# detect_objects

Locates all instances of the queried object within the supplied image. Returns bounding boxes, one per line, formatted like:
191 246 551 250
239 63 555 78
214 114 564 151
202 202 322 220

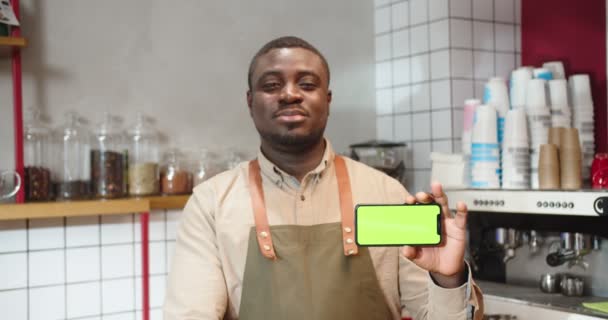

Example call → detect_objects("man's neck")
260 139 326 182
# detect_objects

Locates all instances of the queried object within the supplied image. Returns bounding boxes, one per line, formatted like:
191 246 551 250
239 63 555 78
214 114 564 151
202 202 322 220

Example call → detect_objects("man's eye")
262 83 281 91
299 83 317 90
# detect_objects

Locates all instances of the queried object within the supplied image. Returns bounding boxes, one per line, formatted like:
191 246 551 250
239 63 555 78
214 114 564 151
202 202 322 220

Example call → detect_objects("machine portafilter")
496 228 521 263
546 232 592 269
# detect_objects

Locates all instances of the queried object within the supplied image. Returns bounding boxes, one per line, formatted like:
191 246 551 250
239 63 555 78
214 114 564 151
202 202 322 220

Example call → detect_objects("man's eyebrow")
297 70 321 80
257 70 282 81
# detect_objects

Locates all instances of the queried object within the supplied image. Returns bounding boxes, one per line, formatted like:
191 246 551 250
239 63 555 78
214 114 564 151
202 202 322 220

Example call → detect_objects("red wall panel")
522 0 607 152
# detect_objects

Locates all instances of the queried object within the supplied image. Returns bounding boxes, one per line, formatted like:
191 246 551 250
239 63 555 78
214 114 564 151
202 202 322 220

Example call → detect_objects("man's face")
247 48 332 149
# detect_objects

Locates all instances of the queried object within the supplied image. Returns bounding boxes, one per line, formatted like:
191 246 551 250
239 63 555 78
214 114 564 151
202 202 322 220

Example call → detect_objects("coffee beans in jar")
54 180 90 201
24 166 52 201
91 150 125 198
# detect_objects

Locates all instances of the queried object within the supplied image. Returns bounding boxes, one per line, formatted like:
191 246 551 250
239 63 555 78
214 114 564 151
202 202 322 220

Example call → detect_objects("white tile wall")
0 289 27 320
0 253 27 290
376 34 392 61
376 61 393 88
101 244 134 279
66 247 101 283
29 250 65 286
30 286 65 320
375 6 391 34
0 220 26 252
67 216 100 247
103 278 135 313
67 282 101 318
374 0 521 192
29 218 64 250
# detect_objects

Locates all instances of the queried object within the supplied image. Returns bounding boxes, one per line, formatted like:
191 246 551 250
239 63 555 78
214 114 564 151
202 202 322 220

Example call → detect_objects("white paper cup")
503 109 529 147
526 79 548 108
462 99 481 155
569 74 594 108
472 105 498 144
543 61 566 80
484 77 510 117
534 68 553 80
510 68 534 109
548 79 569 109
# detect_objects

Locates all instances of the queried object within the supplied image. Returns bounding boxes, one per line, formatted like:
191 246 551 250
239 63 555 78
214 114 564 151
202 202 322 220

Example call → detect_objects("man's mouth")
274 108 308 123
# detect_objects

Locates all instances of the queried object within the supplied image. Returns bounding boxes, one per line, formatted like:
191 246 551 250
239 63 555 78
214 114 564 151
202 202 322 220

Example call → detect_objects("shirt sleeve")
164 184 228 320
399 258 484 319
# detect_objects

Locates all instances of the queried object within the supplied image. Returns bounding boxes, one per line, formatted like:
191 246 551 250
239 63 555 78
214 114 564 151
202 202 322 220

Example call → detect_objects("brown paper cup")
560 128 581 152
560 143 582 190
539 144 560 189
548 127 565 148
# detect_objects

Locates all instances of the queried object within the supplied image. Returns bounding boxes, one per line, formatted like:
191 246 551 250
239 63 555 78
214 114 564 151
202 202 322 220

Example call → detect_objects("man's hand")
401 182 468 288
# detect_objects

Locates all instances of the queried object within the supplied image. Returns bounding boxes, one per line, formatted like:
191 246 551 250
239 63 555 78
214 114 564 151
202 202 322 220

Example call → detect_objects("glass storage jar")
127 113 159 196
24 108 53 201
53 112 90 200
90 113 125 198
160 149 193 195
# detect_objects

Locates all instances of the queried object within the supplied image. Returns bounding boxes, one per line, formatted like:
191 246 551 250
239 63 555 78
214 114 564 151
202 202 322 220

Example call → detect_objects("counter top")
477 280 608 319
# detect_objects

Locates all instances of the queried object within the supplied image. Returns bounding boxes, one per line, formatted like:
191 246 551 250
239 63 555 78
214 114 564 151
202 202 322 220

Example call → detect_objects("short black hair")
247 36 330 90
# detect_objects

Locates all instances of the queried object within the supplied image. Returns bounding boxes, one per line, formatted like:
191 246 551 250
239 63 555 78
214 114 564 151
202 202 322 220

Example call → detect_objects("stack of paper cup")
510 67 534 109
470 105 500 189
502 109 530 189
548 79 572 127
543 61 566 80
569 74 595 184
526 79 552 189
539 144 560 189
483 77 510 145
462 99 481 155
534 68 553 81
560 128 582 189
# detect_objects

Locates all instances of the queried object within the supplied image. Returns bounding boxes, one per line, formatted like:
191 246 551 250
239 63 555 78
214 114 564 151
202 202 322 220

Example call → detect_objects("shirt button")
259 231 268 238
346 238 354 244
263 245 271 251
300 195 305 201
344 227 352 233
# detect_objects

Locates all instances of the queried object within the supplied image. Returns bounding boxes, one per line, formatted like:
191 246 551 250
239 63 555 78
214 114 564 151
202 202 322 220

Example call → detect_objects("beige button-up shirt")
164 140 481 320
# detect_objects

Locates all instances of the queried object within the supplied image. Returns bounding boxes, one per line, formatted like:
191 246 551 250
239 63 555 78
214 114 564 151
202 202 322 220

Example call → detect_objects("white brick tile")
473 0 493 20
376 61 393 88
394 85 412 113
429 0 449 20
0 290 27 320
377 116 394 140
101 215 133 245
67 216 99 247
411 54 430 83
412 112 432 140
432 139 454 153
67 282 100 318
475 80 486 100
376 34 391 61
450 19 472 48
474 51 495 80
101 244 134 279
102 278 135 314
410 0 428 25
29 218 64 250
392 1 410 29
431 80 451 109
29 250 65 286
430 20 449 51
375 6 391 34
30 286 65 320
413 141 432 169
410 24 429 55
495 23 515 52
473 21 494 50
453 108 464 138
0 220 26 252
0 252 27 290
392 29 410 57
432 109 453 139
394 114 412 141
376 88 394 115
135 242 166 276
375 0 391 7
431 50 450 79
66 247 100 283
495 52 516 81
452 80 475 107
393 58 411 85
515 0 522 24
450 0 472 18
451 49 473 78
515 25 521 52
412 83 431 111
494 0 515 23
136 275 166 309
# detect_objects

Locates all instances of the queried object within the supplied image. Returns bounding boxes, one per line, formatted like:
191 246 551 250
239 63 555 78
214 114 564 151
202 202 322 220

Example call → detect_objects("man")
164 36 482 320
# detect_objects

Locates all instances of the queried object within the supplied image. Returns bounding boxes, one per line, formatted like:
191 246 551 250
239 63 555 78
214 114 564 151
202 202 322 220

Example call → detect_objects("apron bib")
238 156 393 320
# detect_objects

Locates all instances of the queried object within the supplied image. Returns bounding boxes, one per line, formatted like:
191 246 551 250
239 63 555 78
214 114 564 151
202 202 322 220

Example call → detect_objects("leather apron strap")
248 156 358 259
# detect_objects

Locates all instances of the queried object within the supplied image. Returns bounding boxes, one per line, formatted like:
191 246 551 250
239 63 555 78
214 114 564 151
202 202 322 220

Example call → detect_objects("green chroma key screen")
355 204 442 246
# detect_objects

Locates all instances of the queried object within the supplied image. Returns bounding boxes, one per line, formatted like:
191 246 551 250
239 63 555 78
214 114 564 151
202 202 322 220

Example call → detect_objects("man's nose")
279 83 303 103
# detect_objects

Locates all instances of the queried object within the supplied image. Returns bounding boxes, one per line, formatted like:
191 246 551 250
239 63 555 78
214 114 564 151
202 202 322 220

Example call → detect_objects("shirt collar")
256 138 336 186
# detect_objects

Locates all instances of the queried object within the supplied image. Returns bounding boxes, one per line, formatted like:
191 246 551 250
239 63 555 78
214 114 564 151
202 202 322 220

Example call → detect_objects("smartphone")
355 203 442 246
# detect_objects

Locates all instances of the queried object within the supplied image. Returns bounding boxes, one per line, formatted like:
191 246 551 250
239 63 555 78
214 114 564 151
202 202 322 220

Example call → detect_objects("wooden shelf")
0 195 189 221
0 36 26 57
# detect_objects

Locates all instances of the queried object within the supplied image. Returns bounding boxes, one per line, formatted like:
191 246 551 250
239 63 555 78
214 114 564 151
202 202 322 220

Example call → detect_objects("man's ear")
327 90 332 115
247 90 253 116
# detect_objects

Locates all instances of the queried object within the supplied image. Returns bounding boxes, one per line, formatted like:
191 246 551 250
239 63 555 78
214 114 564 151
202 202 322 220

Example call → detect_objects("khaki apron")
239 156 394 320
